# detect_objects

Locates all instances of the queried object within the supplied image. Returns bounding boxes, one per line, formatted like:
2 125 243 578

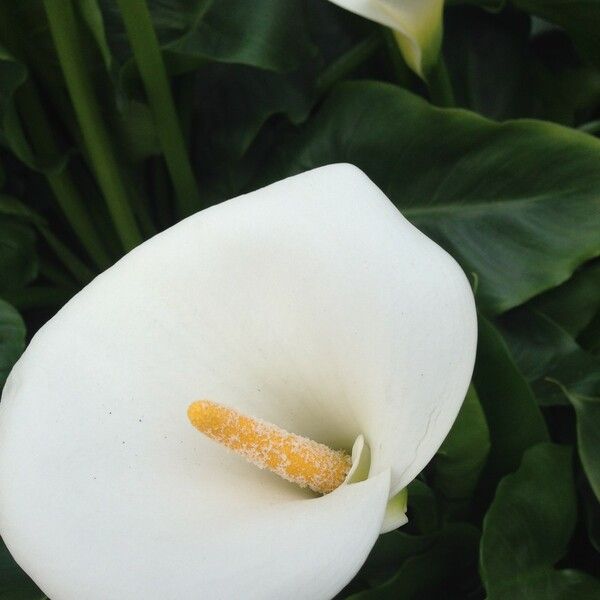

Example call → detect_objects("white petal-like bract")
327 0 444 77
0 164 476 599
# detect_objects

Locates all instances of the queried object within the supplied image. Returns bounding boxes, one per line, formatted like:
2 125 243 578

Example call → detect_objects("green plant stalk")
175 72 196 151
150 156 172 230
315 34 382 97
117 0 200 217
427 57 455 108
383 28 413 86
38 225 95 284
44 0 143 251
0 3 111 269
16 81 112 270
124 174 157 239
39 257 77 288
386 27 455 108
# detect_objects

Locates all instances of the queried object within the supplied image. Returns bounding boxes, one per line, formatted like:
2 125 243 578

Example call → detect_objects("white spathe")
327 0 444 78
0 164 476 600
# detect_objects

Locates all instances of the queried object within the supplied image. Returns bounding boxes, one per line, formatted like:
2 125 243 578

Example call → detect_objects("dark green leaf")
79 0 114 72
499 308 600 406
474 317 548 484
0 299 25 390
348 524 480 599
100 0 317 74
0 537 45 599
358 528 435 586
558 386 600 501
498 307 600 498
194 63 313 164
533 261 600 338
456 1 600 68
579 311 600 356
0 194 45 227
432 385 490 512
481 443 600 598
0 46 36 170
511 0 600 69
445 7 600 124
445 7 528 120
0 218 37 293
165 0 317 72
252 81 600 314
406 479 439 534
581 479 600 553
0 7 70 174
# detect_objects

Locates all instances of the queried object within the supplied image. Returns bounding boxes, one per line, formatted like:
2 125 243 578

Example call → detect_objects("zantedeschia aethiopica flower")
0 165 476 600
327 0 444 78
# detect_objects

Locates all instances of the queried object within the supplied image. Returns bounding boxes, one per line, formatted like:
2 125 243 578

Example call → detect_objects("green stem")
0 3 111 269
383 28 412 86
44 0 143 251
16 82 112 270
39 257 77 287
125 174 157 239
38 225 95 284
427 58 455 108
117 0 200 217
175 73 195 151
150 157 172 230
315 34 382 97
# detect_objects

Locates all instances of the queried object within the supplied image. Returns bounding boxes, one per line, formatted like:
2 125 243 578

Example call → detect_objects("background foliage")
0 0 599 598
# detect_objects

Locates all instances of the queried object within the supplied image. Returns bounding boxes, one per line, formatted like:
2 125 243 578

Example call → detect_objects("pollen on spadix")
187 400 352 494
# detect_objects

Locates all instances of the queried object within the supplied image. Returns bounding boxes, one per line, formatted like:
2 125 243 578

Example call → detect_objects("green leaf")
0 9 70 174
444 7 531 120
511 0 600 69
0 299 25 390
455 1 600 69
499 308 600 406
358 528 436 587
431 385 490 511
347 524 480 599
558 386 600 501
579 311 600 356
481 442 600 598
167 0 317 72
445 6 600 124
499 306 600 499
0 218 37 294
581 479 600 553
252 81 600 314
0 45 24 122
0 194 45 227
0 537 45 599
532 261 600 338
0 46 39 171
79 0 114 72
406 479 439 534
474 317 548 484
99 0 317 74
195 63 313 165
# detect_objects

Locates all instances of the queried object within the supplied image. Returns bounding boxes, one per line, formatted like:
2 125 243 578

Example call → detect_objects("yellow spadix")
187 400 352 494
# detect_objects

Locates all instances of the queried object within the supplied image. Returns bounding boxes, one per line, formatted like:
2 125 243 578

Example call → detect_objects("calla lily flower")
327 0 444 78
0 165 476 599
